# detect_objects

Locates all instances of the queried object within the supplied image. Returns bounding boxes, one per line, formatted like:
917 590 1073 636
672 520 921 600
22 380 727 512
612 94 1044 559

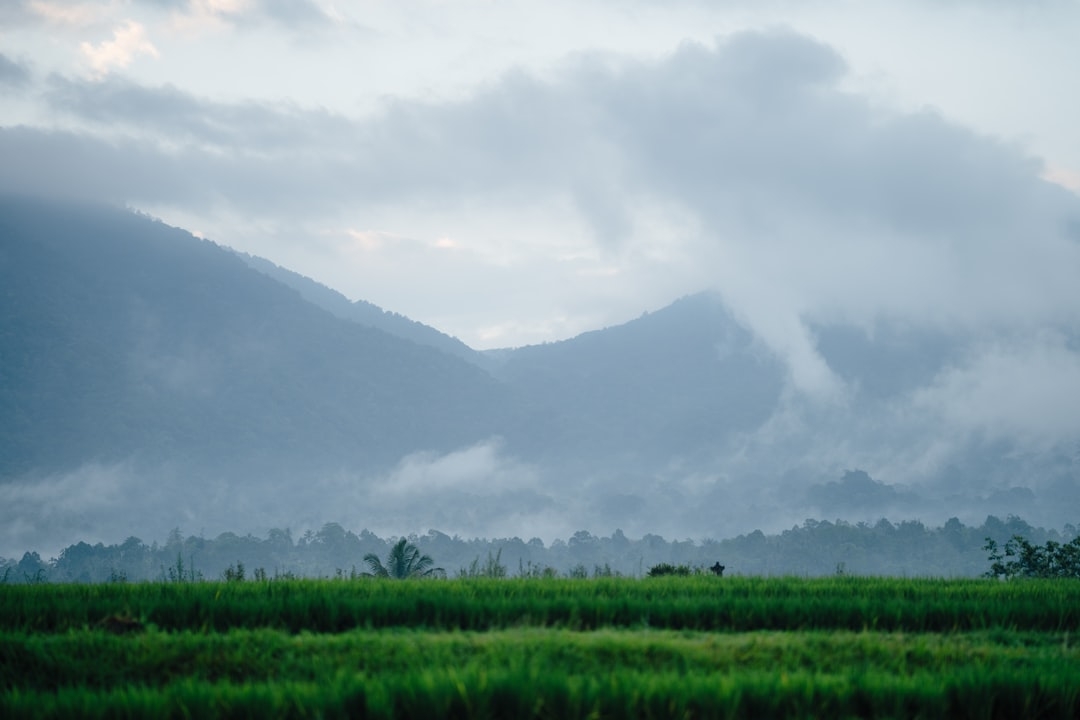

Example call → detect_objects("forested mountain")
490 293 784 470
2 195 780 485
238 252 492 370
237 254 785 473
0 195 506 480
1 194 1076 558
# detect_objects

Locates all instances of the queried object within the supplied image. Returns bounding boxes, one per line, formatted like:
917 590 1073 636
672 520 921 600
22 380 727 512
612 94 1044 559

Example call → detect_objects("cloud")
0 53 31 89
0 442 564 558
161 0 333 32
19 0 113 27
0 461 151 558
913 333 1080 448
165 0 252 33
80 19 159 78
9 29 1080 394
374 440 539 497
0 0 334 33
45 74 355 149
254 0 332 27
0 126 208 206
1043 166 1080 195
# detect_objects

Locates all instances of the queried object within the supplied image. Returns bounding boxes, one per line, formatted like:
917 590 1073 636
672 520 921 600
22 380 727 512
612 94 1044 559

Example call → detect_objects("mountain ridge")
237 251 495 370
2 194 1077 556
0 194 506 479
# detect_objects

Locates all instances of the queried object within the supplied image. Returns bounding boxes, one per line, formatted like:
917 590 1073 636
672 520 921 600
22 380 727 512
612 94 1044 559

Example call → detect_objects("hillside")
0 195 506 479
2 194 1076 557
492 294 785 469
238 252 493 370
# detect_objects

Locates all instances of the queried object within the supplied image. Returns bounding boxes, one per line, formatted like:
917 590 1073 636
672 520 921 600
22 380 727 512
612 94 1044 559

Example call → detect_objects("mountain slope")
238 252 493 370
493 293 786 468
0 195 506 479
5 194 1076 556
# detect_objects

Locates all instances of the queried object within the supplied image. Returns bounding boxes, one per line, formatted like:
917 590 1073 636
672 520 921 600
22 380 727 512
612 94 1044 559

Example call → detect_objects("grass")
3 576 1079 633
2 576 1079 718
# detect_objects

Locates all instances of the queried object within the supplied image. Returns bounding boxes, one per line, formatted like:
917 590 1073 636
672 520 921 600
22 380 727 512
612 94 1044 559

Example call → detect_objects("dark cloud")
0 2 37 26
571 33 1053 242
45 75 356 151
0 126 209 207
0 125 369 218
21 30 1080 244
0 53 31 90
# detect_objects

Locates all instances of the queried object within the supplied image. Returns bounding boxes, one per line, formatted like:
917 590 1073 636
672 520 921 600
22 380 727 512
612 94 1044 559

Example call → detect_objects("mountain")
491 294 785 470
0 195 797 551
2 194 1076 557
0 195 506 480
237 252 493 370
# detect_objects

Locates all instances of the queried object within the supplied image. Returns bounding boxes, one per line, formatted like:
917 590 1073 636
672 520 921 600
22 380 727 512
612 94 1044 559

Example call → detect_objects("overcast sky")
2 0 1079 367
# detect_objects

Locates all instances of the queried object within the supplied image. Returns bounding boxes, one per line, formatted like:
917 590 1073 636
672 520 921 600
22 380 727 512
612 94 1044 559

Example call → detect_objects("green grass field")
3 577 1079 718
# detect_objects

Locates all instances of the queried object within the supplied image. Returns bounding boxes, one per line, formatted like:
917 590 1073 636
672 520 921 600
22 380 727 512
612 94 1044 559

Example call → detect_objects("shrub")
646 563 692 577
984 535 1080 579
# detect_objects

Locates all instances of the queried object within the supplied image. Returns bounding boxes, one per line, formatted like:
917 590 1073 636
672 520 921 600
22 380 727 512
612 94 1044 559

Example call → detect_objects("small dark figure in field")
709 562 725 577
98 613 145 635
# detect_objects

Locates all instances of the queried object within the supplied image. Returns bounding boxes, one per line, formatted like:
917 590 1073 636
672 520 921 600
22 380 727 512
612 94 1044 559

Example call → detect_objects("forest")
4 513 1074 584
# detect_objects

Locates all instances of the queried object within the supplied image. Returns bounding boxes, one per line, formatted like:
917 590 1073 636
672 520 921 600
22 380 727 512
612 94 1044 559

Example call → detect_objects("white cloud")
913 334 1080 447
1043 166 1080 195
80 19 159 78
0 461 145 558
374 440 539 497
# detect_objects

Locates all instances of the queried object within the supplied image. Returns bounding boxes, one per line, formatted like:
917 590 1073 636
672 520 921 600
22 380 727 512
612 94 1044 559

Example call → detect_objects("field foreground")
2 577 1078 718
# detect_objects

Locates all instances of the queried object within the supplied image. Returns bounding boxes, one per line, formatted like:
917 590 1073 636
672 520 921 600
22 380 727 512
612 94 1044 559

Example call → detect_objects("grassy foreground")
2 576 1079 718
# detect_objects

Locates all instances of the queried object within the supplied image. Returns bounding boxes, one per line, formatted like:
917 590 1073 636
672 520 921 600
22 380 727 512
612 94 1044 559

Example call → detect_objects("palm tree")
363 538 444 579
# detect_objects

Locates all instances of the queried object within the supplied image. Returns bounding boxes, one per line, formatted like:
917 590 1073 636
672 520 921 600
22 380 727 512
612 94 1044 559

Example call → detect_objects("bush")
984 535 1080 579
646 563 692 577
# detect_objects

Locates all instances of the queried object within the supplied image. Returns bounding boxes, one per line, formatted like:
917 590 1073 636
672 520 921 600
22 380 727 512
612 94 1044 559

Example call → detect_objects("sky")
2 0 1080 372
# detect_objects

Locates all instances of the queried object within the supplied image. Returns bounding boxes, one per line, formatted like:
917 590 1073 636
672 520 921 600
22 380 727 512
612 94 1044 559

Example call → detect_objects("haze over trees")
1 194 1078 557
3 514 1071 584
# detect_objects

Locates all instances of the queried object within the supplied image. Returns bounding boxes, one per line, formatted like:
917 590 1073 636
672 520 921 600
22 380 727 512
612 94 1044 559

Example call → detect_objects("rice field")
2 576 1079 718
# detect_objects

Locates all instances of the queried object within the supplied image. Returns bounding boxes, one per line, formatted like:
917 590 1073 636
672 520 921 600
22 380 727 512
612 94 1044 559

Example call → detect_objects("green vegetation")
646 562 694 576
8 514 1073 583
458 548 510 578
984 534 1080 579
363 538 445 579
2 577 1079 718
4 576 1080 634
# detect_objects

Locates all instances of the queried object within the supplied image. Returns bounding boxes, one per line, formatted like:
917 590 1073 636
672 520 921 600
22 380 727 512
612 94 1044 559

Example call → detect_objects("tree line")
2 514 1075 584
